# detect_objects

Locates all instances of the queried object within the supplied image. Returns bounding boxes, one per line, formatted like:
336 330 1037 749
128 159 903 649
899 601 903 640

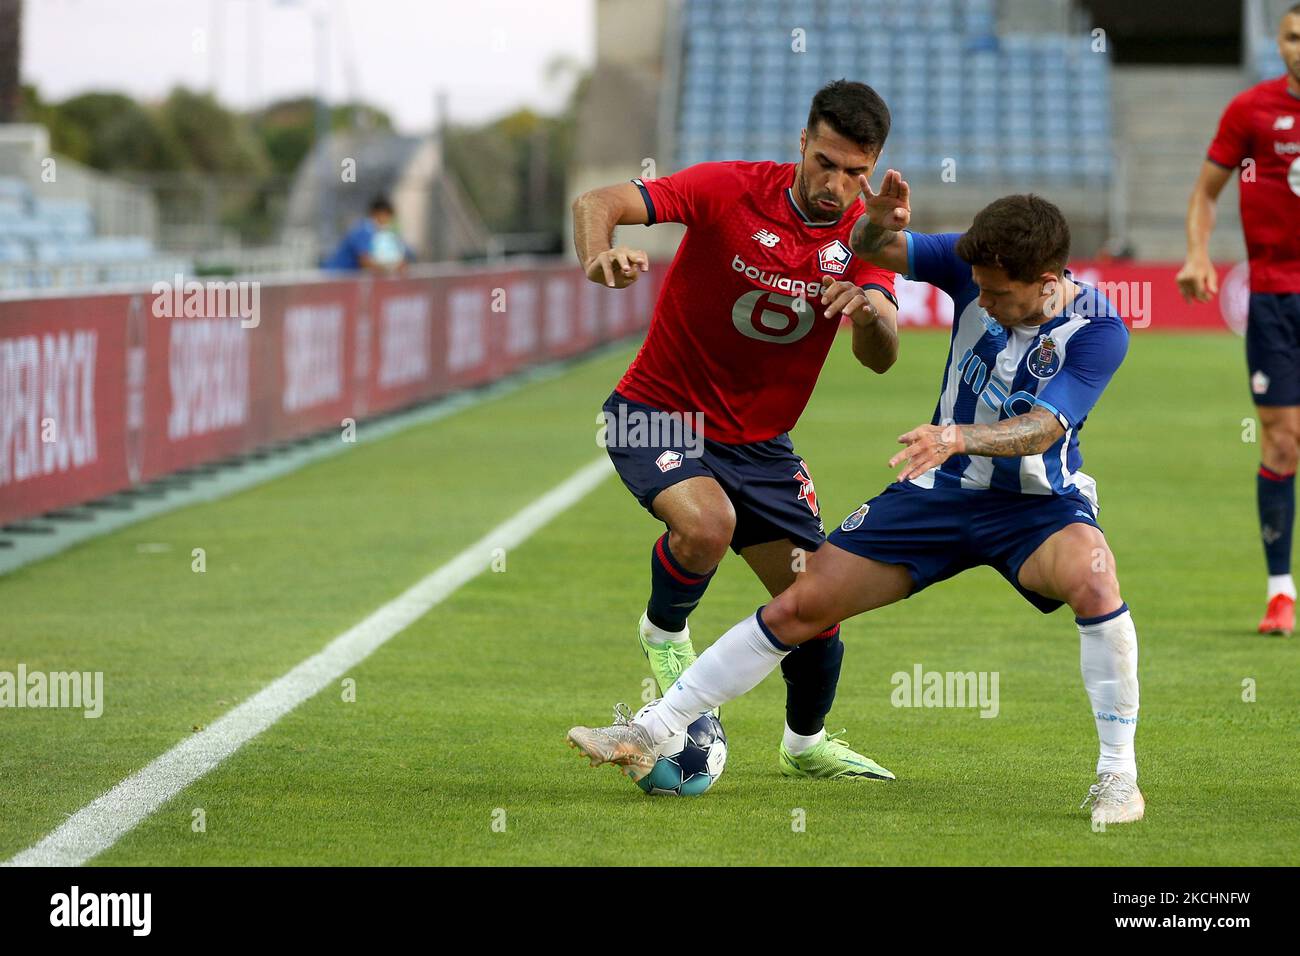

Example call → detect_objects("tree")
253 97 396 179
442 58 591 250
54 92 188 172
159 87 270 178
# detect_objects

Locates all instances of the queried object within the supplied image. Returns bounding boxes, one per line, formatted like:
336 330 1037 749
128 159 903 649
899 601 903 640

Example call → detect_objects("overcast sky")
22 0 596 131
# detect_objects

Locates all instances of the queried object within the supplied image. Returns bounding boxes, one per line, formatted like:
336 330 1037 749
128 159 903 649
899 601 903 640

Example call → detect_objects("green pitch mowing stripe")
6 332 1299 865
0 345 636 860
74 331 1300 866
0 341 637 578
4 457 612 866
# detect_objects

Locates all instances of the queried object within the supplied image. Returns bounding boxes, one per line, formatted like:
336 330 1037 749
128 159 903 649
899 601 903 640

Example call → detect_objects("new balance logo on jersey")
752 229 781 247
1275 115 1296 130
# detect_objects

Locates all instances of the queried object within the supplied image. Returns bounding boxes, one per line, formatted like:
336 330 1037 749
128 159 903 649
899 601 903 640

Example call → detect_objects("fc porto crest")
1025 334 1061 380
839 503 870 532
817 239 852 275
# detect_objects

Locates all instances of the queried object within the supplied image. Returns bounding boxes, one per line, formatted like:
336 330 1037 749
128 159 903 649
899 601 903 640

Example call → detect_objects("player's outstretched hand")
819 275 878 323
1175 255 1218 303
889 423 963 481
585 246 649 289
859 169 910 231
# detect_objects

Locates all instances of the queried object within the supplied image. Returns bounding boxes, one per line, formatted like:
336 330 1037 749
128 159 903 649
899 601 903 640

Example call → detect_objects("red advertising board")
892 260 1250 332
0 256 1252 527
0 262 663 527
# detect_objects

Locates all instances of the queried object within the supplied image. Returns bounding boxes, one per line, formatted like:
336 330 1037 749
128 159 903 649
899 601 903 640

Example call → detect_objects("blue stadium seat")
674 4 1112 182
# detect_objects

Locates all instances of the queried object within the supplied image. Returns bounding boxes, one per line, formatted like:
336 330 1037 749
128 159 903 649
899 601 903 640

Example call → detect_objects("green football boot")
779 730 896 780
637 611 697 696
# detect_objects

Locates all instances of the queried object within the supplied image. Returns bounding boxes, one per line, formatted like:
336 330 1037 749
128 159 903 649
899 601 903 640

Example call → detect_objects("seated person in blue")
322 196 414 274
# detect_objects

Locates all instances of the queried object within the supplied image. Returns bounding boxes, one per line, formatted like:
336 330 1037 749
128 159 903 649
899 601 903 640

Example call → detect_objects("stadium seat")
674 0 1113 184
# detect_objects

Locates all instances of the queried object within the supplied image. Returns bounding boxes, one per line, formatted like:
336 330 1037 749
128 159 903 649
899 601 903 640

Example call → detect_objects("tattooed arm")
848 170 911 273
849 217 908 273
887 407 1065 481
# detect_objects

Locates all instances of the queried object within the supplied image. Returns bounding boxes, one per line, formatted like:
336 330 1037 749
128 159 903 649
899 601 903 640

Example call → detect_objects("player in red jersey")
1178 3 1300 635
571 81 902 779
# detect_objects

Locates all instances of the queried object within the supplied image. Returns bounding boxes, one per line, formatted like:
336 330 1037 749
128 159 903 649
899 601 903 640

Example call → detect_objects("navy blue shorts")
1246 293 1300 406
827 480 1103 613
602 391 825 553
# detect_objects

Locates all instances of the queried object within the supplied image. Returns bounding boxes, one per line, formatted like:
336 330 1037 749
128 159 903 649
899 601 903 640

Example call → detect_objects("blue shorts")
602 391 825 553
1246 293 1300 406
827 481 1102 613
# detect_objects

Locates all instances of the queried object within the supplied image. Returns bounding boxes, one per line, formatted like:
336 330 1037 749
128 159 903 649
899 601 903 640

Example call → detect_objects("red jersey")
1206 76 1300 293
616 161 897 445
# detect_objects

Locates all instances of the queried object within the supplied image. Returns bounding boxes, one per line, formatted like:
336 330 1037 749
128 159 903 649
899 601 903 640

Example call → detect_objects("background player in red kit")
570 80 902 779
1178 3 1300 635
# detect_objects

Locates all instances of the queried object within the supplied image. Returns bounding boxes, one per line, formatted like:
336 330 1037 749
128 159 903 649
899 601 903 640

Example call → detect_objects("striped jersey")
903 231 1129 510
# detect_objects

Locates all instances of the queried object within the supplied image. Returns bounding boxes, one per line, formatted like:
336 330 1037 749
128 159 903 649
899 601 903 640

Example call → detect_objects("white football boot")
1081 771 1145 825
567 702 656 782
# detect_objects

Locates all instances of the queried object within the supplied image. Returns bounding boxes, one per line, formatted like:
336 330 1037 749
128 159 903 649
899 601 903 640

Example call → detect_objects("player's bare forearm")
849 293 898 373
1177 162 1233 302
1184 161 1232 256
958 407 1065 457
850 216 892 255
889 408 1064 481
819 281 897 372
849 221 907 274
850 170 911 273
572 183 652 287
571 190 621 268
1185 191 1217 257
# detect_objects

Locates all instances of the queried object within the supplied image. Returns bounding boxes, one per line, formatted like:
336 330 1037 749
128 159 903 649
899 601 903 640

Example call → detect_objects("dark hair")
369 196 394 216
955 194 1071 283
807 80 890 153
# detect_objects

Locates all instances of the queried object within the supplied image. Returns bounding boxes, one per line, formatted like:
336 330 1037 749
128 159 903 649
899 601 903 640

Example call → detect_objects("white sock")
639 611 690 646
638 611 790 744
783 724 825 756
1078 605 1139 781
1267 574 1296 600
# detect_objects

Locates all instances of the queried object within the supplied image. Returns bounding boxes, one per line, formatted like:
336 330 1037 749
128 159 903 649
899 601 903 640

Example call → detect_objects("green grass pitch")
1 330 1296 866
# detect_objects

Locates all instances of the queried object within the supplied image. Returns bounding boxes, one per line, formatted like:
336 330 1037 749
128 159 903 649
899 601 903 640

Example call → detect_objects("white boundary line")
3 456 613 867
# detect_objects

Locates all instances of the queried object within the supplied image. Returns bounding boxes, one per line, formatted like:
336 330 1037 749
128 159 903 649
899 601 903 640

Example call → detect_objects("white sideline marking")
3 457 613 867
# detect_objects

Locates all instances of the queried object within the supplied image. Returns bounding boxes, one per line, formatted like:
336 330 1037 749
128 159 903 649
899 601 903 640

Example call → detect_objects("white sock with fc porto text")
1077 604 1140 780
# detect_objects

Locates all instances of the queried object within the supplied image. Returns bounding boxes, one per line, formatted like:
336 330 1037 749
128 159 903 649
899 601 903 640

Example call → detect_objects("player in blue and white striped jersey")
900 226 1127 510
568 180 1145 826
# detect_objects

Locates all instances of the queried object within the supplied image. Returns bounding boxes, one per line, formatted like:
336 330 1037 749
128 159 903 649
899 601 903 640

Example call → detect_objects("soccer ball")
633 700 727 796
